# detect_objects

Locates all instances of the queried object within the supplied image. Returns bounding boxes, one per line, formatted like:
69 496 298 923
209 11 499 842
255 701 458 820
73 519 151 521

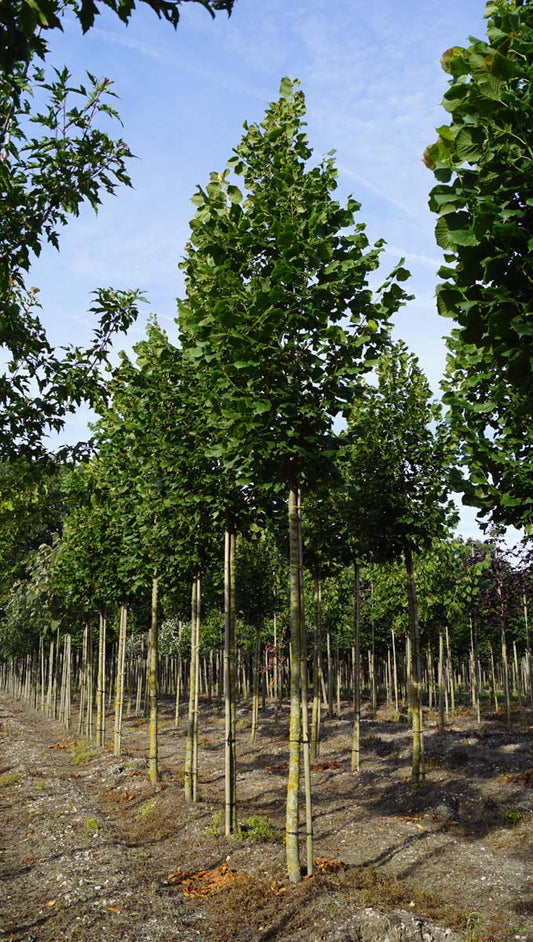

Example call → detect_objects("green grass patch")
236 815 282 843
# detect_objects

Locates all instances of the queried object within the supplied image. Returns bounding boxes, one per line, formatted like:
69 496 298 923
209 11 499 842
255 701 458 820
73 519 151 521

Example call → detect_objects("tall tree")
346 343 455 784
425 0 533 534
178 77 410 880
1 0 234 456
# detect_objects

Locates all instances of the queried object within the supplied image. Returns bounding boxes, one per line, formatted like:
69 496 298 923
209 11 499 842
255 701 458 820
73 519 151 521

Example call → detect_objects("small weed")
0 772 19 787
71 740 98 764
464 911 481 942
37 780 45 791
502 806 522 827
392 712 409 724
136 797 157 819
236 815 282 843
206 811 224 839
85 817 100 834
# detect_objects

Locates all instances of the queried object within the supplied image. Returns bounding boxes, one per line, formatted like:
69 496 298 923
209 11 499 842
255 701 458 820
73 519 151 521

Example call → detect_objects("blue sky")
28 0 498 539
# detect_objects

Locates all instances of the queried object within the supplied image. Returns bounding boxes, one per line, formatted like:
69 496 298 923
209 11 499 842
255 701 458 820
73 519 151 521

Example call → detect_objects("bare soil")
1 693 532 942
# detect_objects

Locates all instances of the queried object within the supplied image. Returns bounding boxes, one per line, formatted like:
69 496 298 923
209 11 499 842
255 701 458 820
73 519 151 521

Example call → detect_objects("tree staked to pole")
178 77 410 881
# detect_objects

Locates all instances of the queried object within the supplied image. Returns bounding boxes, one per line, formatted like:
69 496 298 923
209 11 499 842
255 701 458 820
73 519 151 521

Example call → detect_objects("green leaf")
227 184 243 204
455 126 485 163
435 213 479 250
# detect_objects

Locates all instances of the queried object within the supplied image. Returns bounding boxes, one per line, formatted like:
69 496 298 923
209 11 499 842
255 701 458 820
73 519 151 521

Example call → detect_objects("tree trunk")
311 574 322 761
438 628 445 732
445 624 455 714
351 561 361 772
114 604 128 756
391 629 399 713
286 484 304 883
224 521 237 835
326 626 334 719
404 545 424 785
148 576 159 783
185 572 201 802
523 590 533 708
250 623 262 743
96 605 107 747
297 498 313 878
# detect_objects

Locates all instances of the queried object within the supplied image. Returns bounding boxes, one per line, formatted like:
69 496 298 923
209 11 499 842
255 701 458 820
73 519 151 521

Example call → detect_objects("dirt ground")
1 692 533 942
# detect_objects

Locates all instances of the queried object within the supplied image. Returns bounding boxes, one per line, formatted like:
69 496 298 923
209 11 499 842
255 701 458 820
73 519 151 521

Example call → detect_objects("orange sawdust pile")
167 862 248 897
312 857 346 873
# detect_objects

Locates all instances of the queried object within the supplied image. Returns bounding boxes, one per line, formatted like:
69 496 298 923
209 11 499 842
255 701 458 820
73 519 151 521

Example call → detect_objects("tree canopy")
1 0 235 72
425 0 533 533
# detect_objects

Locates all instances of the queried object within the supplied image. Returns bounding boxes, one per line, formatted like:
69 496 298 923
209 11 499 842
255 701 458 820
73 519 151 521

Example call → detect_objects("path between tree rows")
1 693 533 941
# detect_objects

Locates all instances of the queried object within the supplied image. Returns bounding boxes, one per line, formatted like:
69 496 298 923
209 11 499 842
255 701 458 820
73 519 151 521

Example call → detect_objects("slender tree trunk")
391 629 399 713
326 627 334 719
489 642 499 711
438 628 445 732
311 574 322 761
523 591 533 709
175 624 184 728
185 573 201 802
224 521 237 834
404 545 424 785
286 484 304 883
78 625 88 736
501 625 511 727
96 605 107 747
39 636 45 715
512 641 522 706
148 576 159 783
114 604 128 756
370 586 377 715
251 624 262 743
471 612 481 726
445 624 455 714
297 498 313 878
351 561 361 772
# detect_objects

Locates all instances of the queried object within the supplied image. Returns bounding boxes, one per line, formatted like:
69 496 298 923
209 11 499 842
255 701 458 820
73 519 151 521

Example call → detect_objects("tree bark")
148 576 159 783
404 545 424 785
224 521 237 834
311 574 322 761
185 572 201 802
351 561 361 772
96 605 107 747
286 484 304 883
114 604 128 756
